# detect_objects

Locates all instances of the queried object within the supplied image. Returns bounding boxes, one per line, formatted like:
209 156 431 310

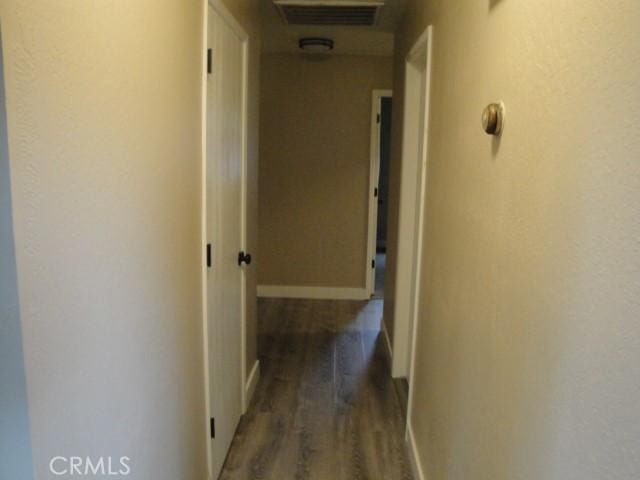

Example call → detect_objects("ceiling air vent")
274 0 384 26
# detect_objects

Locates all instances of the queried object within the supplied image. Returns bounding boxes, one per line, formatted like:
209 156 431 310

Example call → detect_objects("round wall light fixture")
482 102 505 136
299 37 334 53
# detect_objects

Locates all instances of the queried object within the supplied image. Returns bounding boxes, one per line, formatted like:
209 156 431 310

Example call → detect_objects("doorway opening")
367 90 393 300
399 27 433 444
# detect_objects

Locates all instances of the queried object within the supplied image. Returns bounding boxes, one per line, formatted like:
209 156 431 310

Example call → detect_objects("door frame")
201 0 249 475
366 89 393 296
402 26 433 441
390 26 431 379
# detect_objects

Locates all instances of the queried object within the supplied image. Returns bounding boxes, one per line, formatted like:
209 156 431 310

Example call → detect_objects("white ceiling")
261 0 407 57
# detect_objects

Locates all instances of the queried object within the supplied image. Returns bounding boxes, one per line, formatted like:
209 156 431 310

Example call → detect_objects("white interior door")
206 4 247 478
367 94 382 295
365 90 393 295
366 90 392 296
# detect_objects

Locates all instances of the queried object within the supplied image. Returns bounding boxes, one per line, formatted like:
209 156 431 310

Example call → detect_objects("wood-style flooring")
219 298 413 480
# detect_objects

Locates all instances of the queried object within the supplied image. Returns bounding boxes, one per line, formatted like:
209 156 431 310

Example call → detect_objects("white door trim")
403 26 433 458
392 26 433 379
366 89 392 296
199 2 210 473
202 0 250 476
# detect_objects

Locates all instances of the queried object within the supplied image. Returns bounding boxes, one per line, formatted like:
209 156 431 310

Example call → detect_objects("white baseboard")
382 317 393 362
257 285 370 300
406 423 426 480
243 360 260 413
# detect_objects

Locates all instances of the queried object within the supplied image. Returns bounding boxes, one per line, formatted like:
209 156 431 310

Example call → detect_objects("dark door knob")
238 251 252 266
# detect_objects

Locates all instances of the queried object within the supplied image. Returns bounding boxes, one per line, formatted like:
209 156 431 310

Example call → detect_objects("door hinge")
374 187 378 197
372 259 376 269
207 48 212 74
206 243 212 268
376 113 380 124
210 417 215 439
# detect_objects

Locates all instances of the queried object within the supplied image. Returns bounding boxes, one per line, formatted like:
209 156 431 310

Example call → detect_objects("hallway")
2 2 640 479
220 299 412 480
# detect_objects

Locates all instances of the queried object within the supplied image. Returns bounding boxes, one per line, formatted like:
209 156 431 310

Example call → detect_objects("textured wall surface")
1 2 207 478
220 0 261 376
258 53 392 288
0 33 34 480
392 1 640 479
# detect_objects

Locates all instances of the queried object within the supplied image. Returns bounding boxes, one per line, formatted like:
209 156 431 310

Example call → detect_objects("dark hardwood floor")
219 298 413 480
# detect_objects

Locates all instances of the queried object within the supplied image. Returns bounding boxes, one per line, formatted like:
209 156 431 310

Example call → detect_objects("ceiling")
261 0 407 57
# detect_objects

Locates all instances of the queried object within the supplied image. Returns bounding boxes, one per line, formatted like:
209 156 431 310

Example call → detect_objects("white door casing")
402 26 433 435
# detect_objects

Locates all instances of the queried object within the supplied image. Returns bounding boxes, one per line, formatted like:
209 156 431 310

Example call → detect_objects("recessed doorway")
367 90 393 300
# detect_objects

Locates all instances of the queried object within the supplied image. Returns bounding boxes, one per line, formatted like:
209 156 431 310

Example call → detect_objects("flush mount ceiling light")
299 37 334 53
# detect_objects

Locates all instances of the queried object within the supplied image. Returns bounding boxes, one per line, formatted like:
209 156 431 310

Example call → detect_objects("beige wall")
258 53 392 288
0 32 33 478
218 0 262 392
390 1 640 479
1 2 207 478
